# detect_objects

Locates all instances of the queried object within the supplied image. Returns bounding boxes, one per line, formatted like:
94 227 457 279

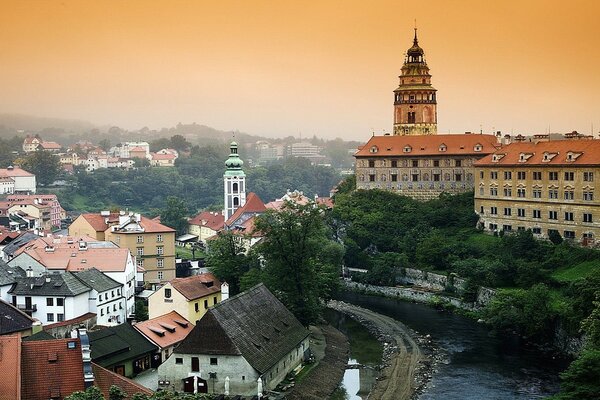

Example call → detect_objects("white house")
0 166 36 194
157 284 310 396
75 268 126 326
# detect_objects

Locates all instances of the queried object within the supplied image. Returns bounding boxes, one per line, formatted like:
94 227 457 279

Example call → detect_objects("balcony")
16 303 37 313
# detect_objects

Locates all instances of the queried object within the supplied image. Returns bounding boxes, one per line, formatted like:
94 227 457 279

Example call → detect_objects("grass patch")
552 260 600 283
175 245 205 260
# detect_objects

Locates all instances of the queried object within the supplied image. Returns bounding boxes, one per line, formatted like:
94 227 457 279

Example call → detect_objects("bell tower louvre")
393 28 438 136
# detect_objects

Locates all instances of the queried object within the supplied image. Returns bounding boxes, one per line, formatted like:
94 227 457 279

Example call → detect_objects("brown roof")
225 192 267 226
21 338 86 400
0 335 21 400
170 273 221 300
44 312 96 330
40 141 62 150
133 311 193 349
475 139 600 166
0 167 35 177
151 153 177 160
78 213 175 233
92 363 153 398
189 211 225 231
354 134 500 157
79 213 116 232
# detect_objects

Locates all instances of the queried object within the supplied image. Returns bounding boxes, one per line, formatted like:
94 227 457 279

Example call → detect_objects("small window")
165 288 172 298
47 298 54 307
455 159 462 167
204 299 208 309
412 160 418 167
191 357 200 372
214 297 218 305
137 235 144 244
368 160 375 168
391 160 398 168
210 357 218 365
57 314 64 322
47 313 54 322
175 358 183 365
195 302 199 312
157 234 163 242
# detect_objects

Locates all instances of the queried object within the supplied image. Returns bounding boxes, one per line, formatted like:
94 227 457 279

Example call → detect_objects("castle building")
354 134 500 200
223 142 247 221
474 139 600 245
393 29 437 136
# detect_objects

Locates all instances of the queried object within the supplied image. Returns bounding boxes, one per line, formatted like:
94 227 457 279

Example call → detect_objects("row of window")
46 313 64 322
179 356 219 370
136 258 165 268
366 159 465 168
45 297 65 307
482 187 594 201
99 302 123 316
483 170 594 182
362 172 471 183
484 206 593 222
487 224 579 239
98 289 121 302
136 234 164 244
136 246 164 256
193 296 219 312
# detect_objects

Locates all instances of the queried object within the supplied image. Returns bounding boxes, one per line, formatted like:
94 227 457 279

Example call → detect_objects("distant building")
223 142 247 221
287 141 323 158
393 29 437 136
188 211 224 243
354 134 500 200
475 139 600 245
0 166 36 194
69 211 176 286
157 283 310 395
22 135 62 153
148 273 223 323
6 194 65 228
150 148 179 167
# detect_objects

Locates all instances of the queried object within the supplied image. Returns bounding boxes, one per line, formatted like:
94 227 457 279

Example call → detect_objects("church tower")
223 141 246 221
393 29 437 135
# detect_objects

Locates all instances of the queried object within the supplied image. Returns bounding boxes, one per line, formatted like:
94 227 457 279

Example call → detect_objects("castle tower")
393 29 437 136
223 141 246 221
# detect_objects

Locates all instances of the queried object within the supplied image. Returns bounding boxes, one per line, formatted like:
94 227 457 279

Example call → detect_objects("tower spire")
413 20 418 45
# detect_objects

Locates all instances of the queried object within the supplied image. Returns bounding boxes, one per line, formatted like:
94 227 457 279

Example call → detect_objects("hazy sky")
1 0 599 140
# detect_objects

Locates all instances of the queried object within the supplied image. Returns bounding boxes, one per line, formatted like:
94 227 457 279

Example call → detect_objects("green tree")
255 202 344 325
552 349 600 400
159 196 189 236
65 386 105 400
135 299 148 321
206 231 258 295
98 139 111 152
169 134 191 152
108 385 127 400
21 150 61 186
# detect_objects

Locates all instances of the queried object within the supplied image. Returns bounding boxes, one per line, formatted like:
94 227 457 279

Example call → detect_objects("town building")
22 135 62 153
0 176 14 194
355 133 500 200
474 139 600 245
88 323 158 377
188 211 225 243
224 141 247 221
148 273 224 323
133 310 193 366
157 283 310 395
69 211 176 286
150 148 179 167
6 194 65 229
393 29 437 136
75 268 127 326
0 299 38 336
0 166 36 194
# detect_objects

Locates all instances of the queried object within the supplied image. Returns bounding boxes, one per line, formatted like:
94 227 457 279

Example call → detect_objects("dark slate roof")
74 268 121 292
2 232 38 257
175 283 309 374
0 260 25 286
23 330 56 341
0 299 34 335
88 323 158 367
8 273 90 297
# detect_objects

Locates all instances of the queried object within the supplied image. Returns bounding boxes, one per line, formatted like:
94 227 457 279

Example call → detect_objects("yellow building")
147 273 225 324
474 139 600 245
69 211 176 286
355 134 500 200
188 211 224 243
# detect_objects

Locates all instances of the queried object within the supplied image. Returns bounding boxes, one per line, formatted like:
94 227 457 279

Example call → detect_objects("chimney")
26 266 34 278
72 328 95 388
79 240 87 251
221 282 229 301
45 275 51 283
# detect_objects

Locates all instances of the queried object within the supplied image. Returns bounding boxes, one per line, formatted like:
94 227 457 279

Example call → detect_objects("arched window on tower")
408 112 416 124
233 197 239 207
233 182 238 193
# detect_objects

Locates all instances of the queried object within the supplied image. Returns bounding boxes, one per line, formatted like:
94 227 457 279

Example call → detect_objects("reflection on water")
335 291 565 400
325 309 381 400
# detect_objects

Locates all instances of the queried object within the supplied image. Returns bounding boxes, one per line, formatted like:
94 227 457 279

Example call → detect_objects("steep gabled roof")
133 311 192 350
0 299 34 334
0 260 26 286
21 337 86 400
74 268 121 292
189 211 225 231
169 273 221 301
225 192 267 227
2 232 39 258
175 284 309 374
9 273 91 297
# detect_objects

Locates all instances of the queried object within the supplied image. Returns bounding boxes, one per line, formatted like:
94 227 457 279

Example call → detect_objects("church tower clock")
223 141 246 221
393 29 438 135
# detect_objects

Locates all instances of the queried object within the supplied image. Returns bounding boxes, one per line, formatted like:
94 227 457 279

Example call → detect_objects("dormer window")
519 153 533 162
369 146 378 153
542 152 557 162
492 153 506 163
474 144 482 152
566 151 582 162
439 144 447 152
403 145 412 153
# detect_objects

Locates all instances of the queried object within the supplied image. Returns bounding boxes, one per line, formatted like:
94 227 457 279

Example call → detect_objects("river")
329 291 566 400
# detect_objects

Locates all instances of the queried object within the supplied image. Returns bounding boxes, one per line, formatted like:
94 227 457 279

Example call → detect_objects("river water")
330 291 566 400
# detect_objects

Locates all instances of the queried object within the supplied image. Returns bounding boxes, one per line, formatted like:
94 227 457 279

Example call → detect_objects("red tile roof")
354 134 500 157
0 167 35 177
189 211 225 231
133 311 192 349
475 139 600 166
21 338 86 400
78 213 175 233
0 335 21 400
225 192 266 226
170 273 221 300
92 363 153 398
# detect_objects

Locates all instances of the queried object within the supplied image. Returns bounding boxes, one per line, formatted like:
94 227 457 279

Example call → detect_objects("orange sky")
1 0 599 140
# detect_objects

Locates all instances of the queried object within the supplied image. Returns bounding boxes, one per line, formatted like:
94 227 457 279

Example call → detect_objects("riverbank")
328 300 442 400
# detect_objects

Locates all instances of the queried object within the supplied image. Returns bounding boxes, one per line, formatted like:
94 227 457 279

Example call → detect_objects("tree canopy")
20 150 62 186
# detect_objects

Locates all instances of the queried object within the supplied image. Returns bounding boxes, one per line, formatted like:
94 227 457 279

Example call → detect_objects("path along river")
329 291 567 400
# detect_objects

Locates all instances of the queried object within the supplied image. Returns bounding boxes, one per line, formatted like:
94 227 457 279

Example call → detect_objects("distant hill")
0 113 96 136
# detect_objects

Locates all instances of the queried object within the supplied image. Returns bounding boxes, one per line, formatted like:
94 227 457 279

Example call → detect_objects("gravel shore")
328 300 442 400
